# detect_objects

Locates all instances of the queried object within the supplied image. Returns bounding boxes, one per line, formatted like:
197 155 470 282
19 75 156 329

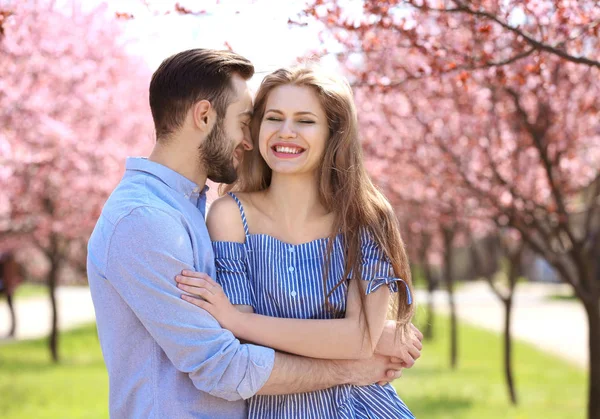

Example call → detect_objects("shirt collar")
125 157 210 210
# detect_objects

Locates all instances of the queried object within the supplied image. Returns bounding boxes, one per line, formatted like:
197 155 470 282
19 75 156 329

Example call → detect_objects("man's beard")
199 119 238 184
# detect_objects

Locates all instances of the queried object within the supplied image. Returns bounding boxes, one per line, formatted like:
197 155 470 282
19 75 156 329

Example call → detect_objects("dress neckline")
212 232 342 249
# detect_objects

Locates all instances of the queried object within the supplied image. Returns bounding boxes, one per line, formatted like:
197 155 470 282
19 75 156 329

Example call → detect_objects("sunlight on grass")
396 312 586 419
13 283 48 300
0 325 108 419
0 313 586 419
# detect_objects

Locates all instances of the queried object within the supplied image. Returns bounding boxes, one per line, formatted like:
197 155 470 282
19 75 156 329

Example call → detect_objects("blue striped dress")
213 192 415 419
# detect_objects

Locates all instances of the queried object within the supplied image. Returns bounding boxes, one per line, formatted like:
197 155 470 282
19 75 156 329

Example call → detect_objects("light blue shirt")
87 157 275 419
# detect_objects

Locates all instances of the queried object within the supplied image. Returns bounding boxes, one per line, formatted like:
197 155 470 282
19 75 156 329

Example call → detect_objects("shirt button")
288 266 295 273
291 291 297 297
288 247 294 253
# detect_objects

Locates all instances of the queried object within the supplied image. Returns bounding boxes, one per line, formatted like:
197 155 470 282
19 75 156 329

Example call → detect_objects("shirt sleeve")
212 241 254 307
104 206 274 401
353 229 412 303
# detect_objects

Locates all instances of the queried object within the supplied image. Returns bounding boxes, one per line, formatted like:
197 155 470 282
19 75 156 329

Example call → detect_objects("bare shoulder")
234 191 265 214
206 195 245 243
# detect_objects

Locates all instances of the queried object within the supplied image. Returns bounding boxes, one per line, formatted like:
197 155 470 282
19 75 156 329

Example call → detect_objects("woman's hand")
176 270 241 331
375 321 423 368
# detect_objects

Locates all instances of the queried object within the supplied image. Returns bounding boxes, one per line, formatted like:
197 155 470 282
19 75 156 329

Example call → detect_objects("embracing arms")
178 271 391 360
178 195 422 363
98 205 406 400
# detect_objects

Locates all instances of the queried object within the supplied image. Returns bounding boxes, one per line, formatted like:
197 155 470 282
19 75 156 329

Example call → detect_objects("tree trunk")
6 293 16 337
502 245 522 405
448 281 457 368
584 298 600 419
48 235 60 363
424 264 435 340
425 285 435 340
442 227 457 369
503 296 517 404
48 260 59 362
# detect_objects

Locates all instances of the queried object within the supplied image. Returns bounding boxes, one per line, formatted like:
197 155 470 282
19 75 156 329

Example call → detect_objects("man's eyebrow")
265 109 318 117
239 110 253 118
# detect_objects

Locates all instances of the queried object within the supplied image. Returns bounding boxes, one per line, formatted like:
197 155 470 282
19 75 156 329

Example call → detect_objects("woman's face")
258 84 329 176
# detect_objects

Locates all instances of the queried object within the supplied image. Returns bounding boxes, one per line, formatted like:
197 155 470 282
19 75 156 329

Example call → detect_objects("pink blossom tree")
303 0 600 416
0 1 152 360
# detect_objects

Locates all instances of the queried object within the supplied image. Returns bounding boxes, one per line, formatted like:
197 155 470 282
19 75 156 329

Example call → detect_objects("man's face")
199 74 253 184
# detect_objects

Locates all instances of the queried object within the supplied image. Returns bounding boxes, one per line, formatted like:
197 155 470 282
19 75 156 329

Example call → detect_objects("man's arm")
258 352 404 395
103 206 274 401
226 307 413 392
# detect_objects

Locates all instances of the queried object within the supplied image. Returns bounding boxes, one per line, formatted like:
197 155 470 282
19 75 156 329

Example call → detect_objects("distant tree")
304 1 600 416
0 1 152 361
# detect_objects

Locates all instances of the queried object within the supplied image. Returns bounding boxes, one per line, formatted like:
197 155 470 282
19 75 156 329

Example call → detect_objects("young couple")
87 48 421 418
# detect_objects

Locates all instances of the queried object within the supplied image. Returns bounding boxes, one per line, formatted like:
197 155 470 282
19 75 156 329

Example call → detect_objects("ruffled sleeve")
212 241 254 307
352 229 412 304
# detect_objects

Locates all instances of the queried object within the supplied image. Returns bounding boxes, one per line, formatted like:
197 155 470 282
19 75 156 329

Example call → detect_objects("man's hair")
149 48 254 141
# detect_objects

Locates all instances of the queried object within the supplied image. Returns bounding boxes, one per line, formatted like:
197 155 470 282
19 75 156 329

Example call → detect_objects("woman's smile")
270 143 306 159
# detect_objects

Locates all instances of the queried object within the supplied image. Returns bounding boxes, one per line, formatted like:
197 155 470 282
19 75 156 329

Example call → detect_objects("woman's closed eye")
265 117 315 124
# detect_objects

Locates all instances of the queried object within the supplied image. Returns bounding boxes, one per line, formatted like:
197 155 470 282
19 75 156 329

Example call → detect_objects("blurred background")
1 1 599 418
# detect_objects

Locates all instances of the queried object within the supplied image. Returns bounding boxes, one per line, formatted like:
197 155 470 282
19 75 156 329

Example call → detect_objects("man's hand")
375 321 423 368
337 354 405 387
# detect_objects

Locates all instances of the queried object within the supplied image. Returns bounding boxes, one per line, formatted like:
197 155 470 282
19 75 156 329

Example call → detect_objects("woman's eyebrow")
265 109 318 117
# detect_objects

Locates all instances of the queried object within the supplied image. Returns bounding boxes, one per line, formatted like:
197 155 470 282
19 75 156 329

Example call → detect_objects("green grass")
0 314 587 419
0 324 108 419
547 293 578 302
13 283 48 299
396 312 586 419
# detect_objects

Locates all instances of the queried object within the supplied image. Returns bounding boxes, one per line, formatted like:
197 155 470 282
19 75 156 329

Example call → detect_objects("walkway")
415 281 587 368
0 283 588 369
0 286 96 342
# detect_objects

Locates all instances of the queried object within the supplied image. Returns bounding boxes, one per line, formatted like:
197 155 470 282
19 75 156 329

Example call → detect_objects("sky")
102 0 336 90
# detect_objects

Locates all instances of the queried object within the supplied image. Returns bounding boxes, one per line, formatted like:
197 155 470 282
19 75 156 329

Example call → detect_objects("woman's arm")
206 195 254 314
192 196 391 359
177 271 391 360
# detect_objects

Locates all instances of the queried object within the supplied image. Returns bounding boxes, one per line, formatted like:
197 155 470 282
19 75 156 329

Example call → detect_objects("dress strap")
227 192 250 237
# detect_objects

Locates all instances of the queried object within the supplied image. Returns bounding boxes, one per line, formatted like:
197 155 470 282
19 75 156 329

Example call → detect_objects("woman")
177 67 415 418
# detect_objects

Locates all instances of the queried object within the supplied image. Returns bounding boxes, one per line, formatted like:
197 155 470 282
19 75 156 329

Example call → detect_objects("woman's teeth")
274 146 303 154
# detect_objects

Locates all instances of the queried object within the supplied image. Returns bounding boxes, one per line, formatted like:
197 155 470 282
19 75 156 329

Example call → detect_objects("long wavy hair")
227 67 414 335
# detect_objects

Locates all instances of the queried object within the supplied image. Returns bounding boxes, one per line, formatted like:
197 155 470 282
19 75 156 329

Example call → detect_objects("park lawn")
0 314 586 419
0 325 108 419
397 312 586 419
14 282 48 299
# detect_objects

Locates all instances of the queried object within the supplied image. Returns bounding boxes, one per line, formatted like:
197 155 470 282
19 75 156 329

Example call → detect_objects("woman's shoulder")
228 191 262 205
206 194 246 243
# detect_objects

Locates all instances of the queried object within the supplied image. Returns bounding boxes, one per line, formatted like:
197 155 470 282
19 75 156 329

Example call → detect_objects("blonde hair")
228 66 414 332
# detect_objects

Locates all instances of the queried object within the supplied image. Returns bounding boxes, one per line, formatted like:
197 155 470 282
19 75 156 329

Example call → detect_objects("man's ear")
192 100 215 133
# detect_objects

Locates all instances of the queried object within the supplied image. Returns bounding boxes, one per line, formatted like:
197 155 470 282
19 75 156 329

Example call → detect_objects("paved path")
0 286 96 342
0 283 588 369
415 281 587 368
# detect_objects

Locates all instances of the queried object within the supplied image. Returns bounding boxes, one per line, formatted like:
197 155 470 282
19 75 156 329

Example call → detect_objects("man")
87 49 422 418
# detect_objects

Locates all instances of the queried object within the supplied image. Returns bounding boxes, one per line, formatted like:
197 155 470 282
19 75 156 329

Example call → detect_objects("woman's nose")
279 120 297 139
